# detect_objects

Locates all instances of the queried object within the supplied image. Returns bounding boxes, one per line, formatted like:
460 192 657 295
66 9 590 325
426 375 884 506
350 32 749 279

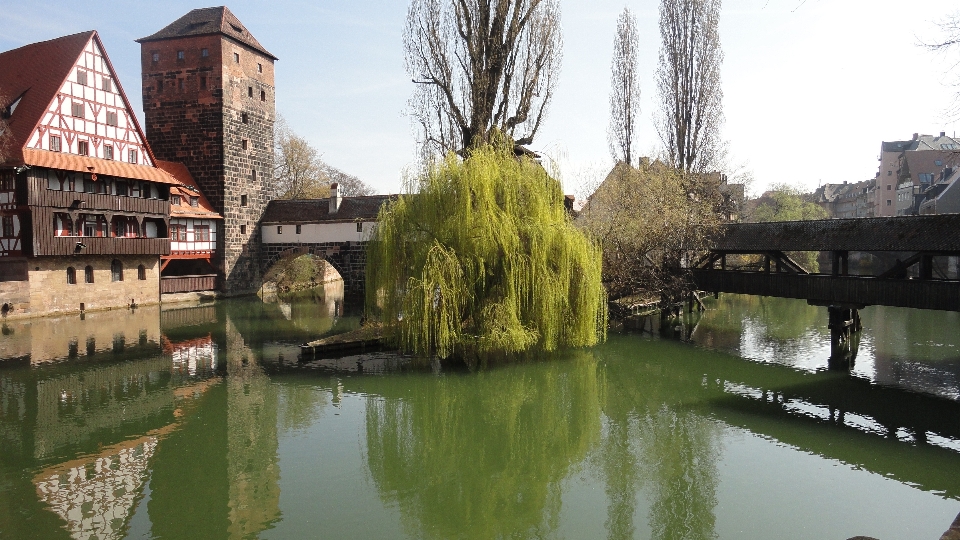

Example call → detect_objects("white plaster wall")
261 221 375 244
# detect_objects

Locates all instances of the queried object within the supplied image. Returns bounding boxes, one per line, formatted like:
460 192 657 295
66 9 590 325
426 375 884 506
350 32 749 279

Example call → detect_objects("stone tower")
137 7 276 293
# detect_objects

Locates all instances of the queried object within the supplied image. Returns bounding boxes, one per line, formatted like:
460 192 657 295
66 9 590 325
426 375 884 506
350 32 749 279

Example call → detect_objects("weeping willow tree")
366 143 607 360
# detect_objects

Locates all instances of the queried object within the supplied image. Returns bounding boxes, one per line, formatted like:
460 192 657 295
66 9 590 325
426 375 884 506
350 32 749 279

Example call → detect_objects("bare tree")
320 163 375 196
403 0 563 155
608 7 641 166
273 116 329 200
925 11 960 116
655 0 724 174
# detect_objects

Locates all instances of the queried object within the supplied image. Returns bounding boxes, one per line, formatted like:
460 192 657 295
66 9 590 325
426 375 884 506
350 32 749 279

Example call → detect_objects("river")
0 289 958 539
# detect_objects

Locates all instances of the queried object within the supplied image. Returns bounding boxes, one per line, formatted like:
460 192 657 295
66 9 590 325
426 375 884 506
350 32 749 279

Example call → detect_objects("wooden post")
920 254 933 280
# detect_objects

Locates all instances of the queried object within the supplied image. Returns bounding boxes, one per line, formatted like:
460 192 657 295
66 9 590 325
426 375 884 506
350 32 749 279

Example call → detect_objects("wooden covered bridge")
690 215 960 362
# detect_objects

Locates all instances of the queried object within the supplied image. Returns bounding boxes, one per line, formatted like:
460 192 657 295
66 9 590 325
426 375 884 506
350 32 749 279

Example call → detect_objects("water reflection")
362 353 601 539
1 288 960 538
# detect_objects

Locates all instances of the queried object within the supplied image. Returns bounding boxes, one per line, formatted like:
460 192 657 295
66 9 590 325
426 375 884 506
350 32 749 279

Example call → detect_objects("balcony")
160 274 218 294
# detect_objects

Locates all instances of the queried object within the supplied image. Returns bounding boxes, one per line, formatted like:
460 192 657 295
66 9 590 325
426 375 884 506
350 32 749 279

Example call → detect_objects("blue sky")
3 0 959 196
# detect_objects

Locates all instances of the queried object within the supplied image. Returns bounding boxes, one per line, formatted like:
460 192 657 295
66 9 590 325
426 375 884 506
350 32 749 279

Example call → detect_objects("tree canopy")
608 7 641 167
366 142 606 361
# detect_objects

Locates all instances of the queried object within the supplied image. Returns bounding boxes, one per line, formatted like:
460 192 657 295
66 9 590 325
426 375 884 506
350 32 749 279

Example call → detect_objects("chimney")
941 131 946 138
913 133 919 141
329 183 341 214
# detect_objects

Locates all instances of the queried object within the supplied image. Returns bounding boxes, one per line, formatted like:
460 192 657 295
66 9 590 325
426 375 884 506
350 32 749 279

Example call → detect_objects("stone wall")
24 255 160 316
261 241 368 292
141 33 275 294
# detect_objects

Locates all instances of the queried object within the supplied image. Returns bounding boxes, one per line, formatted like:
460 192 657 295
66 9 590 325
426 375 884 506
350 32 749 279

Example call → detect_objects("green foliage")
750 183 828 272
365 143 607 360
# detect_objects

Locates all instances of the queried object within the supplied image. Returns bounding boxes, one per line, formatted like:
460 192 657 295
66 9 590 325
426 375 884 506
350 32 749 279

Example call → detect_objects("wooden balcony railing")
160 274 218 294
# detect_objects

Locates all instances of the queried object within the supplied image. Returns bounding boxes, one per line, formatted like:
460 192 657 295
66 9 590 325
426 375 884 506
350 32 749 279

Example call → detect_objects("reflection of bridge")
691 216 960 361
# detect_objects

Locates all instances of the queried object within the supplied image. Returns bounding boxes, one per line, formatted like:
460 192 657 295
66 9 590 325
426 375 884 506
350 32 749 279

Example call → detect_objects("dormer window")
171 195 181 206
76 69 88 86
190 196 199 207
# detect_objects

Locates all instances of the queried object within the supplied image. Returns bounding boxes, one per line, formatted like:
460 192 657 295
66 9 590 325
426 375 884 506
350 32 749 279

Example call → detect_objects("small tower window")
178 79 184 91
201 48 209 57
200 76 207 89
177 50 185 60
277 225 282 234
76 69 87 86
151 52 159 63
241 139 248 150
234 52 240 63
157 80 163 93
252 169 257 182
138 264 146 281
357 222 363 233
260 90 266 101
257 63 262 73
240 194 248 207
240 224 246 235
247 87 253 98
67 267 77 285
241 112 248 124
296 224 302 234
85 265 94 284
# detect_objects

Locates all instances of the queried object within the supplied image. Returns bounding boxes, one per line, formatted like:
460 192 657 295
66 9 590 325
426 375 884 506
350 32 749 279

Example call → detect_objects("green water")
1 292 959 539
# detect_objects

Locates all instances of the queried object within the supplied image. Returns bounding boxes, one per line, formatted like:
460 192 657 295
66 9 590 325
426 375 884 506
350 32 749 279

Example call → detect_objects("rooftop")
137 6 277 60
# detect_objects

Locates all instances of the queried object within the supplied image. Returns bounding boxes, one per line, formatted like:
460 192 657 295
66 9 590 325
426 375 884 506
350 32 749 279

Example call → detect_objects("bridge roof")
712 215 960 253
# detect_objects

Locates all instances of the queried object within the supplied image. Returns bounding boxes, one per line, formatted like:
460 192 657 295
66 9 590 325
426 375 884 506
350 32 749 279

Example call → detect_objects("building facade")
0 31 179 318
137 7 276 293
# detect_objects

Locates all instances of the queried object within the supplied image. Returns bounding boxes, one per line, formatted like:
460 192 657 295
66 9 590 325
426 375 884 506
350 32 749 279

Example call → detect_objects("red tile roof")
0 31 159 170
24 148 179 184
156 160 221 219
137 6 277 60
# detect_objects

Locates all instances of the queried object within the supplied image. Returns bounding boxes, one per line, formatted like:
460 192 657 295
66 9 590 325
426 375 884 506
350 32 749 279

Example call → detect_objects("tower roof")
136 6 277 60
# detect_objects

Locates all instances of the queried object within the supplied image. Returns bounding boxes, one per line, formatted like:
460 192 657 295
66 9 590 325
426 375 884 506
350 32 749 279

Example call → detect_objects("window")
116 181 128 196
241 112 248 124
67 267 76 285
257 63 262 73
886 184 891 190
178 79 184 91
240 224 246 235
157 80 163 93
71 102 84 118
248 86 253 98
252 169 257 182
177 50 185 60
77 141 89 156
357 221 363 233
76 69 87 86
260 90 265 101
138 264 146 280
296 224 301 234
170 224 187 241
936 160 943 167
241 139 248 150
152 52 159 63
277 225 283 234
104 145 114 160
887 171 892 176
886 200 892 206
0 172 13 191
106 111 118 126
195 225 210 242
200 76 207 90
111 259 123 282
2 216 14 237
102 77 112 92
234 52 240 63
128 149 138 164
240 194 248 207
85 265 94 283
919 173 935 184
50 135 61 152
201 48 209 57
171 194 181 206
190 196 199 207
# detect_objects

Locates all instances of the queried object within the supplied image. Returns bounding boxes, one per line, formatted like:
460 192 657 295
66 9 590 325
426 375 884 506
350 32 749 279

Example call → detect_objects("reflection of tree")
364 354 600 539
278 380 328 434
595 338 721 540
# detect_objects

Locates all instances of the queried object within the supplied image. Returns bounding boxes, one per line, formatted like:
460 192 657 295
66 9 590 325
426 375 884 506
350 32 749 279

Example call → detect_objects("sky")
2 0 959 197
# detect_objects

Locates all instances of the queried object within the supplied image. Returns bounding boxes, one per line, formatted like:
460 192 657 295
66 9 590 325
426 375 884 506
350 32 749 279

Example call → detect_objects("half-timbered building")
0 31 180 317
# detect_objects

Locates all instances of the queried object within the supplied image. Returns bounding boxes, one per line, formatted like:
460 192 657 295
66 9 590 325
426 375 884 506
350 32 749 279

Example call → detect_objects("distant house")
876 133 960 217
813 179 874 219
918 169 960 215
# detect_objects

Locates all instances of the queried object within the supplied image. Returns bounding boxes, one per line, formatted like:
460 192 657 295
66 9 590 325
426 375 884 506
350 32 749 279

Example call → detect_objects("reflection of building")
34 434 161 540
164 334 218 376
